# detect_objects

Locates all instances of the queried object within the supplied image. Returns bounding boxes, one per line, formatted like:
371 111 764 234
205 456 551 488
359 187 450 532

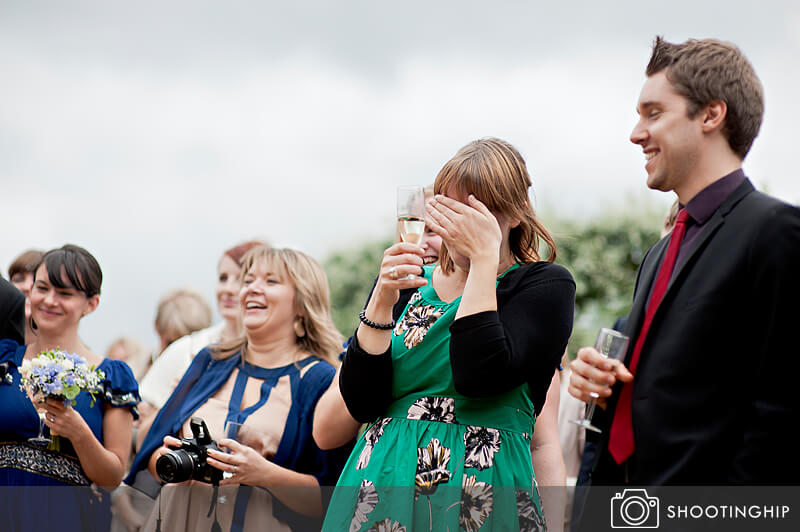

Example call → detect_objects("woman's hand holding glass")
372 242 428 306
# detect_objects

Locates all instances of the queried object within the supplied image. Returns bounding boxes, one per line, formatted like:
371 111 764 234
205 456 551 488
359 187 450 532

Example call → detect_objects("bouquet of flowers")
19 348 105 406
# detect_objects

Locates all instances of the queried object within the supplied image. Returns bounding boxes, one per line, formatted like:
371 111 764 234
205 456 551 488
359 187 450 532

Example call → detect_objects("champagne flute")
29 404 52 446
397 185 426 280
570 328 630 433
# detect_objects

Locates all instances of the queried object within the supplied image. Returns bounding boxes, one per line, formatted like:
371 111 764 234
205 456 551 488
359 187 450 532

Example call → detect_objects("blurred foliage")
323 210 664 358
324 237 393 338
551 211 662 357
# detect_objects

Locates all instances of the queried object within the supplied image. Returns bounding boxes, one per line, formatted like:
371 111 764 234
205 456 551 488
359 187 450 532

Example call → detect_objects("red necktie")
608 208 690 465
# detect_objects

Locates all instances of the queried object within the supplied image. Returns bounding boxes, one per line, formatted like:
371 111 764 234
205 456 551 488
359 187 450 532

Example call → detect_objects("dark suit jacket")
590 179 800 485
0 277 25 344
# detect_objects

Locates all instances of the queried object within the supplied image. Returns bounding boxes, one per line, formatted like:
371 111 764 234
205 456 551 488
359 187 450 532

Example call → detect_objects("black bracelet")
359 310 395 330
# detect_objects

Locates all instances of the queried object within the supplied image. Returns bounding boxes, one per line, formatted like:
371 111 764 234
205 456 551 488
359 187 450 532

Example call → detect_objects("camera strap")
208 483 222 532
156 483 163 532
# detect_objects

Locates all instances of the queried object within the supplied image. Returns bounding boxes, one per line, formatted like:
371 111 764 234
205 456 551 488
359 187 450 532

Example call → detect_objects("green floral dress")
323 265 547 532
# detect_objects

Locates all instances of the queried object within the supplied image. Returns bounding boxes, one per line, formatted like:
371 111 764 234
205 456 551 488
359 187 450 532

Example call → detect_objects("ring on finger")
234 465 238 475
49 415 55 422
388 266 398 280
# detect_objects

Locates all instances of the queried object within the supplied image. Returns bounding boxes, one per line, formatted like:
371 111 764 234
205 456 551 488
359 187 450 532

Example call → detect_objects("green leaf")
63 384 81 400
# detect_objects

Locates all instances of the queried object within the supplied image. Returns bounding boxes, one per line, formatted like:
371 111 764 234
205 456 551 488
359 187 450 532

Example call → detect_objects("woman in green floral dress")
323 138 575 532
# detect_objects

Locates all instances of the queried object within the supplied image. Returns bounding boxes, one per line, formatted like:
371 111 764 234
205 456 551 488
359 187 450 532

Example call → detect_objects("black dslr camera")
156 417 224 485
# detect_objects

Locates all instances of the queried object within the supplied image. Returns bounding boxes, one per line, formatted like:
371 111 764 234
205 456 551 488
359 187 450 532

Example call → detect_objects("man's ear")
701 99 727 133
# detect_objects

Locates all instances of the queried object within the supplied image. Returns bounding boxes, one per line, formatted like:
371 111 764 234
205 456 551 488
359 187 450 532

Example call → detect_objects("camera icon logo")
610 489 660 528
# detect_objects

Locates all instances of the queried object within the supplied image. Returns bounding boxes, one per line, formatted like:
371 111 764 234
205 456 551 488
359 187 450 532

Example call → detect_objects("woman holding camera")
127 246 351 532
0 244 140 531
323 138 575 532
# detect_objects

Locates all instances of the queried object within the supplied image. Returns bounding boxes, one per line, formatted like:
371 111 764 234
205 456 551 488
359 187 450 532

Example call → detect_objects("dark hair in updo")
29 244 102 333
34 244 103 298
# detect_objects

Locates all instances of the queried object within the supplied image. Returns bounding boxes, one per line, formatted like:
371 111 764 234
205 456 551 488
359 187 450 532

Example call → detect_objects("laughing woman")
323 138 575 532
0 244 140 532
127 247 352 532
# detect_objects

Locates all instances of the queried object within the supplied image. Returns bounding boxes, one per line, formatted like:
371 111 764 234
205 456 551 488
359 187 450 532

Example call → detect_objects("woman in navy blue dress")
0 244 140 532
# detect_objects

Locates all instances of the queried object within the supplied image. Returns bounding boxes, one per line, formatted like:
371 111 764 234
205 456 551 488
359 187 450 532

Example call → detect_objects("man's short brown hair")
646 36 763 159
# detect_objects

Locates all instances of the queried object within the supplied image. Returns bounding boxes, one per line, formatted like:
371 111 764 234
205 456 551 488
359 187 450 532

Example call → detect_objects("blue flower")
45 363 60 378
65 353 83 365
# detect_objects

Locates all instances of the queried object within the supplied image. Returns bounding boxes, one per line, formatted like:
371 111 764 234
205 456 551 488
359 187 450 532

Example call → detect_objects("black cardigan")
340 262 576 422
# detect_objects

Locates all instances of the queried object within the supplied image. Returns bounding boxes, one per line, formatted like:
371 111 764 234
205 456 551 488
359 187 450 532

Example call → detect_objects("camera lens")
156 449 196 484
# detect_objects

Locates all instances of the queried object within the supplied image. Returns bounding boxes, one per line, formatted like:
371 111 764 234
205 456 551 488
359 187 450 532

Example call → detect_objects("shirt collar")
683 169 746 224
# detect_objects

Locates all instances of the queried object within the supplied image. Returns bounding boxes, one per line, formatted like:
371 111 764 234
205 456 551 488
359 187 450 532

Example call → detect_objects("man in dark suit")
569 36 800 488
0 276 25 343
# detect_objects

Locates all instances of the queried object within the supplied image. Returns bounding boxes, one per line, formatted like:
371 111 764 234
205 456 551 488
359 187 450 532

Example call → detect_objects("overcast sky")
2 1 798 354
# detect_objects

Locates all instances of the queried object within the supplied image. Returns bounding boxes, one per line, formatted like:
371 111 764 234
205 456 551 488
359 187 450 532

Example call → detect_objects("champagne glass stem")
584 398 597 422
29 409 52 445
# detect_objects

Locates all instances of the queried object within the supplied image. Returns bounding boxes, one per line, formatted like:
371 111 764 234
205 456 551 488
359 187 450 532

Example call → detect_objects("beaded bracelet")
359 310 395 330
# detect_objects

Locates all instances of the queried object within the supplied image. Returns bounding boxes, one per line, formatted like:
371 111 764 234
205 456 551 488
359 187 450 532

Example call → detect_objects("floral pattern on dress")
516 490 546 532
459 474 493 532
407 396 457 424
349 479 379 532
414 438 452 499
365 518 406 532
356 418 392 470
463 426 501 471
394 300 444 349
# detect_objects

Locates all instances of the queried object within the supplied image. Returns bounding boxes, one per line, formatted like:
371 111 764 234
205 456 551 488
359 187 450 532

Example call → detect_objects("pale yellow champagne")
398 216 425 245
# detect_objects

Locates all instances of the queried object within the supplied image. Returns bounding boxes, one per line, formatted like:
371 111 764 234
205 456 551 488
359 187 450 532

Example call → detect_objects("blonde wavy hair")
154 288 213 346
434 137 557 274
213 246 343 367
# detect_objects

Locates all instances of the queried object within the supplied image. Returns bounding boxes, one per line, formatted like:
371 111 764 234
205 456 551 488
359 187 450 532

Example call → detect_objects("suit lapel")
666 216 723 291
665 180 755 295
624 237 668 363
625 179 755 364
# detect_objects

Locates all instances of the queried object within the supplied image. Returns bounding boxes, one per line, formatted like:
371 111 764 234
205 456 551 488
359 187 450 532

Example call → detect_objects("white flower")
407 396 457 424
349 480 379 532
460 474 493 532
463 426 502 471
22 349 104 405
